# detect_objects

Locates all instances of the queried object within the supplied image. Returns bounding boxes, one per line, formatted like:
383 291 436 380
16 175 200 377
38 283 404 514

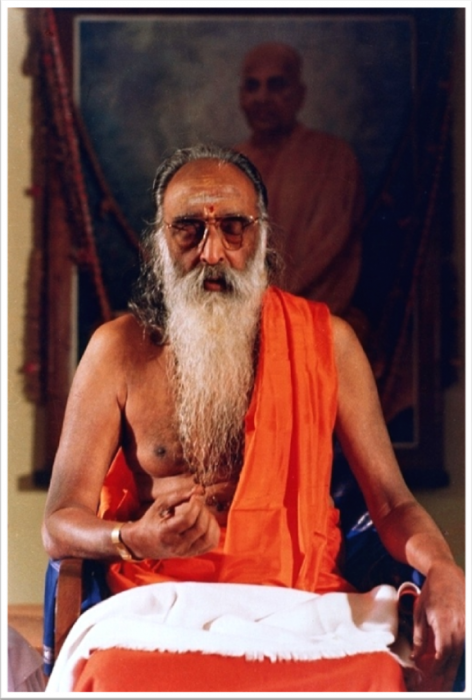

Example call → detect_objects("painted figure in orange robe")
42 145 464 693
234 42 366 335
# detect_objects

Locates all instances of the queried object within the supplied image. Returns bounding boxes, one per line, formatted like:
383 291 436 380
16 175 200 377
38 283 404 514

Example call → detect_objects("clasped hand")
120 474 220 560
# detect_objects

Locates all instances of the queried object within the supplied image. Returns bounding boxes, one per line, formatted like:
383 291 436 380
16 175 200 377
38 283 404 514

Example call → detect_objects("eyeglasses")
165 215 263 251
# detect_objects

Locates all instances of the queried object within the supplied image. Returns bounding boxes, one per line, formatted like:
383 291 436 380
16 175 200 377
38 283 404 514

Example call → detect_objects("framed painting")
27 7 462 487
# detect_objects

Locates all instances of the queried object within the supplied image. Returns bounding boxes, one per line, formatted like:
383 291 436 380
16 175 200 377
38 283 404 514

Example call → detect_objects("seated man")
42 145 464 693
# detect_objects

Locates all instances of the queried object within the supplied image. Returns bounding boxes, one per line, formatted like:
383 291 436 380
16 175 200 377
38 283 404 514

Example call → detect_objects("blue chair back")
43 558 110 676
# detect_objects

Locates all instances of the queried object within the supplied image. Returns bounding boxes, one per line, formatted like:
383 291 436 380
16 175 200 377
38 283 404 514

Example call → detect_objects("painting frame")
27 6 463 489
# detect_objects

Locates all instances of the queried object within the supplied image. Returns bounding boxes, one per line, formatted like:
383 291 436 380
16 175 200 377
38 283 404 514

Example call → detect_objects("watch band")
110 523 140 561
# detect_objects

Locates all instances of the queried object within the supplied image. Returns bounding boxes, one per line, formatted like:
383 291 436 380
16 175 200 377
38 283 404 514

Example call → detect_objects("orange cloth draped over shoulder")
98 286 352 595
77 286 406 692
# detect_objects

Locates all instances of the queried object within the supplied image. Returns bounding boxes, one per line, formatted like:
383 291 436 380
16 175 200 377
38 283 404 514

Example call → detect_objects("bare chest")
119 352 239 521
121 356 184 477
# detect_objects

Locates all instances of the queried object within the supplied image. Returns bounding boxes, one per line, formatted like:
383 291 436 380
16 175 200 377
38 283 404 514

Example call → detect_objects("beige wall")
7 9 466 605
8 8 49 605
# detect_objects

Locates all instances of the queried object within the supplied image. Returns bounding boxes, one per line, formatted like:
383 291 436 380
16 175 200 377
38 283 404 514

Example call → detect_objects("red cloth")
74 649 406 692
76 287 405 692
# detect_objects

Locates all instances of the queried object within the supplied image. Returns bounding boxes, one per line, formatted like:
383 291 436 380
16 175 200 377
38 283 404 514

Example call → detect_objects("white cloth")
47 581 414 692
8 626 46 693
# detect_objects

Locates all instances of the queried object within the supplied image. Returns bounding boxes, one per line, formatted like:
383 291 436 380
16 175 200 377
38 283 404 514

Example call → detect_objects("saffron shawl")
99 287 351 594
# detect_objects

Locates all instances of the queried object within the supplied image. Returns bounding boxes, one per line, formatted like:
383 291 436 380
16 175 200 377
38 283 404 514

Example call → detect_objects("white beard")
156 232 268 485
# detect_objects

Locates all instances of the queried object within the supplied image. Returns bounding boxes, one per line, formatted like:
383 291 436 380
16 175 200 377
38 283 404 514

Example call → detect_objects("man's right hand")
119 481 221 560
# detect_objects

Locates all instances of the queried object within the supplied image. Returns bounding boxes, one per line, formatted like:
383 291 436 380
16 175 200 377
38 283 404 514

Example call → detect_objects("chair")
42 450 465 690
43 557 110 675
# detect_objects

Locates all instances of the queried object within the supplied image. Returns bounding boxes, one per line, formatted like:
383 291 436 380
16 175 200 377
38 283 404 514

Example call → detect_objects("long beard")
156 234 268 485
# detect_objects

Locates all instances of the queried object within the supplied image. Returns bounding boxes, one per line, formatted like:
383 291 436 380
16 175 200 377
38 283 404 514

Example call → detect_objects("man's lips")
247 106 278 123
203 278 226 292
200 264 231 292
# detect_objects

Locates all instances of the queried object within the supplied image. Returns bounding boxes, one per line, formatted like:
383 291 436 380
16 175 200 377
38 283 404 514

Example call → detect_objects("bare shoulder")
85 313 158 364
90 312 144 344
330 313 378 396
330 314 362 361
69 313 162 412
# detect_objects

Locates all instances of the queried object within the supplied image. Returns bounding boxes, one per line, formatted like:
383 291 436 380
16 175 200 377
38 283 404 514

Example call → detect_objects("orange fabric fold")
99 286 352 594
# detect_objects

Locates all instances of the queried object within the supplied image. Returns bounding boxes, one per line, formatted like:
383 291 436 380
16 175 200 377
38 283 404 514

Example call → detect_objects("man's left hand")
409 561 465 691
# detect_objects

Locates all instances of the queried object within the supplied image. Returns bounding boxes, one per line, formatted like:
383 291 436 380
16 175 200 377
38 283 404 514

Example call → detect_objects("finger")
158 506 175 520
427 642 463 691
186 514 220 556
172 500 220 555
151 472 201 498
412 619 462 692
414 658 459 693
411 594 435 658
158 493 207 538
154 484 204 520
177 495 213 537
439 659 461 693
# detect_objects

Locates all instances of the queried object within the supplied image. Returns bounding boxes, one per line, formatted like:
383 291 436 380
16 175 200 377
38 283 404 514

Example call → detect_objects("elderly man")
43 146 464 693
234 42 365 330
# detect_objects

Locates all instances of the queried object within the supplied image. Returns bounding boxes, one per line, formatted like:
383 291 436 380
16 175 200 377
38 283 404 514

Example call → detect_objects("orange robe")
74 287 405 692
235 126 365 316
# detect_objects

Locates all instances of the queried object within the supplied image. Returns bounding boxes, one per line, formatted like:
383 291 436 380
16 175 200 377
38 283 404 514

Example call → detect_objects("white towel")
46 581 414 692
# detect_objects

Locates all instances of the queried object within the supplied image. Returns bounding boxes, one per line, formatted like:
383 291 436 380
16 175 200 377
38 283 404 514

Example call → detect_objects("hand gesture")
120 475 221 561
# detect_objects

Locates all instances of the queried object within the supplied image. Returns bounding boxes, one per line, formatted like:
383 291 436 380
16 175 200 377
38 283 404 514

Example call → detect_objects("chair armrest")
54 558 83 658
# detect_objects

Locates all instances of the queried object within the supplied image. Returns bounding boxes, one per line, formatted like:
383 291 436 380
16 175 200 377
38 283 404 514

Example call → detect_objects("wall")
6 8 466 605
8 8 49 605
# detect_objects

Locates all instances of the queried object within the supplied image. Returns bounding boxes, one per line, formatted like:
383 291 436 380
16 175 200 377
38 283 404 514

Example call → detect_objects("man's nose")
198 225 226 265
253 84 270 101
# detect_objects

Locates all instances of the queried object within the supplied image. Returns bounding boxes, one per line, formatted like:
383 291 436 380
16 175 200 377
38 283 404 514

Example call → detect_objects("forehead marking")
164 162 258 214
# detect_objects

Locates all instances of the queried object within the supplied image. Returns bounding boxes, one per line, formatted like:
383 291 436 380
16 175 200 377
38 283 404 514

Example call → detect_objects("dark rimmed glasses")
165 215 263 251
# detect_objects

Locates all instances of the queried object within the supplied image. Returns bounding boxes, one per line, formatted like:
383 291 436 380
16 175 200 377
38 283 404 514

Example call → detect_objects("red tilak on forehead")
201 203 217 217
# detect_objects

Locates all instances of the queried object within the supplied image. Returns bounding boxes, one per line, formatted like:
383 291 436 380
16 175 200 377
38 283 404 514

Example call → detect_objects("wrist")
111 522 142 561
424 557 463 582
